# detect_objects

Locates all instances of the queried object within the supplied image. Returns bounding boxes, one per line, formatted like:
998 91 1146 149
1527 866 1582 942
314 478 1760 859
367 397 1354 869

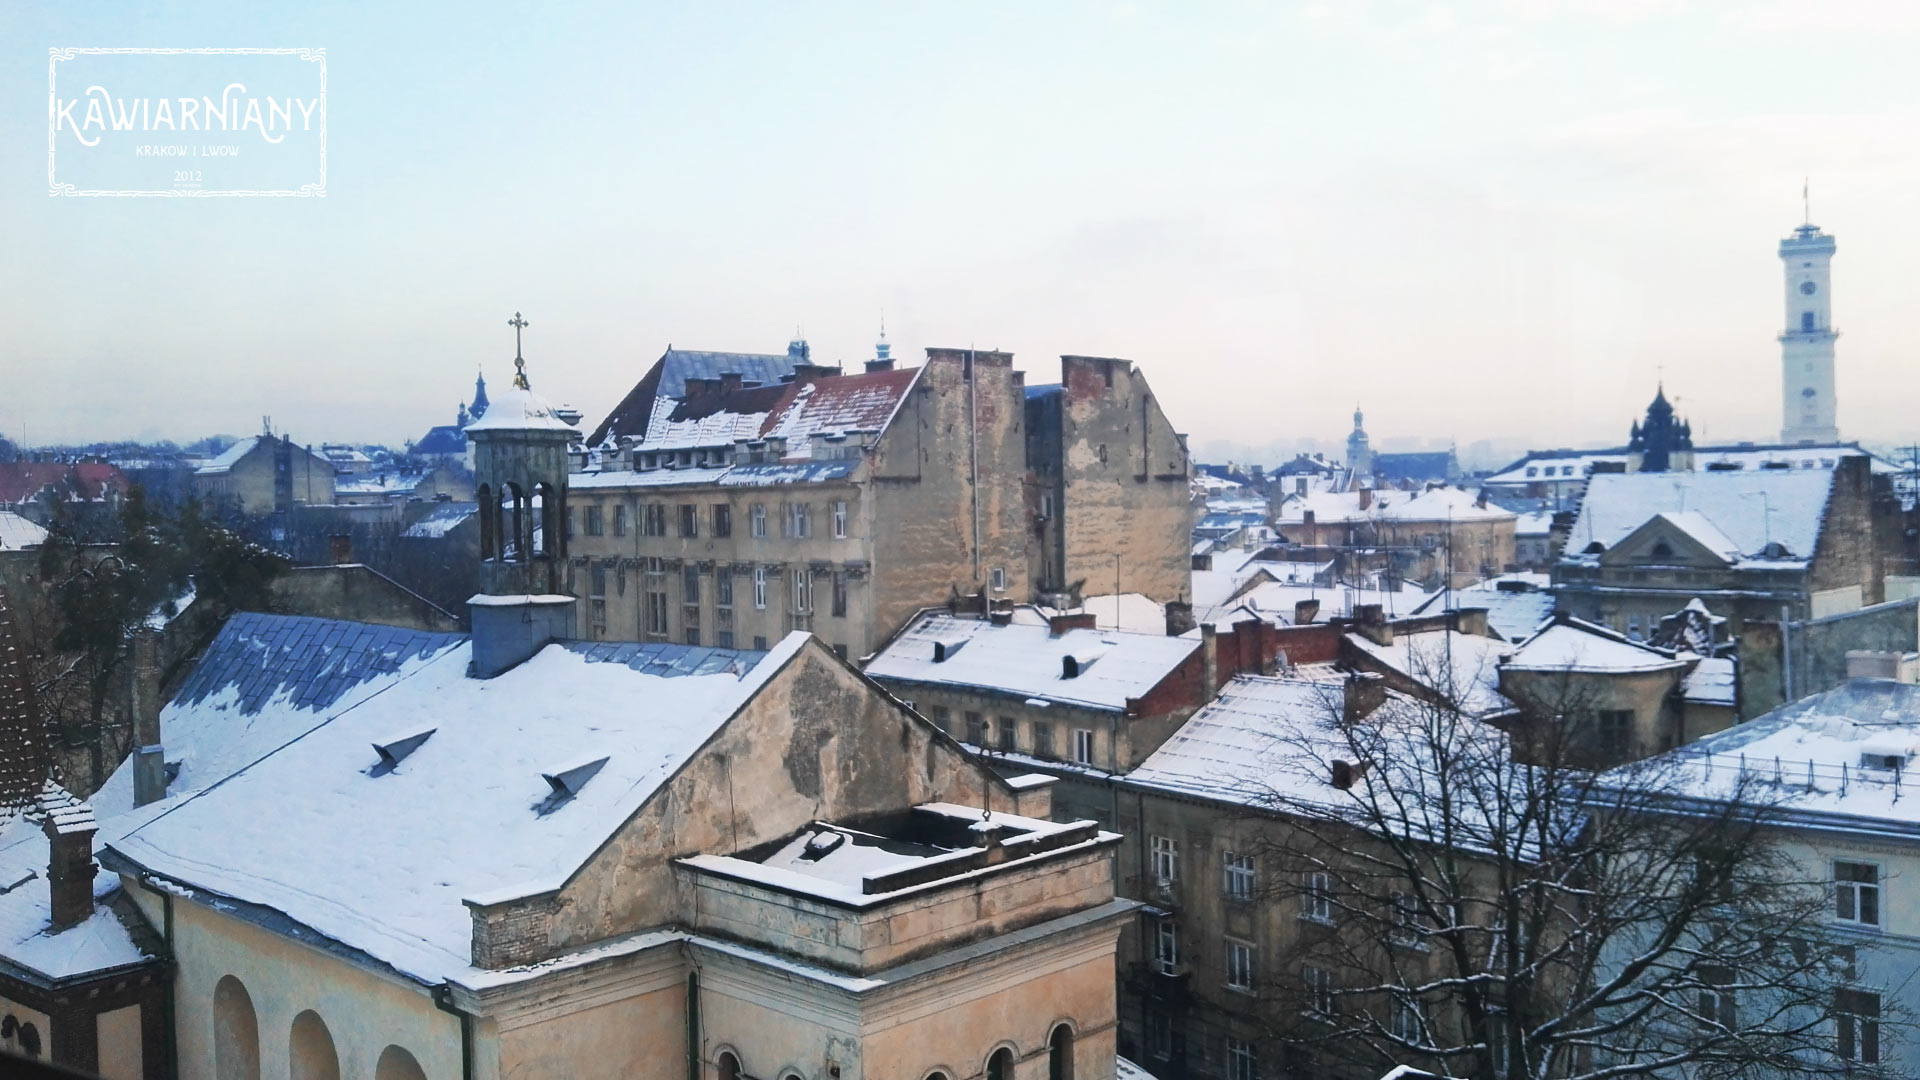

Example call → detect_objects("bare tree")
1236 647 1886 1080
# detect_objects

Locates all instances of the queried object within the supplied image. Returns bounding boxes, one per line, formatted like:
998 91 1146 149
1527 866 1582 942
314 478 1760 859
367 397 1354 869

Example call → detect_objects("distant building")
565 344 1192 658
1554 455 1884 637
191 434 335 516
1779 217 1840 443
1345 405 1372 480
0 460 129 531
1626 385 1692 472
1274 486 1517 589
412 368 493 465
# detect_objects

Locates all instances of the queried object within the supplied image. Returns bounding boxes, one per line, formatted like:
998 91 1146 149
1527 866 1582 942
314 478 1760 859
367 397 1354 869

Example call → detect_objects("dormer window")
1649 541 1673 560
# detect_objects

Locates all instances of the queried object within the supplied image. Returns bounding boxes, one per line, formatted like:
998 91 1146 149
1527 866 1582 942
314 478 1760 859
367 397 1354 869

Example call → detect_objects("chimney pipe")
1201 624 1219 702
41 791 97 931
718 372 743 393
1358 488 1372 511
130 630 167 807
1342 673 1387 725
1354 603 1391 646
1294 598 1321 625
1049 612 1097 636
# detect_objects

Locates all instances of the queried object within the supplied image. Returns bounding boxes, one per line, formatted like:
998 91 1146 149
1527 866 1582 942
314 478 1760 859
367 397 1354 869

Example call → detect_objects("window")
1302 965 1334 1015
717 630 734 648
1696 966 1735 1030
1834 861 1881 927
831 571 848 617
1153 918 1179 974
1626 613 1642 640
1151 835 1179 885
1303 872 1333 923
645 590 669 636
1040 493 1053 519
1390 996 1425 1044
752 567 768 609
679 504 698 538
685 627 701 646
1147 1008 1173 1060
1836 988 1880 1064
613 503 627 536
750 503 767 538
786 502 811 538
1224 852 1255 902
930 705 951 733
990 566 1007 591
832 499 848 538
1032 722 1054 759
832 643 847 660
682 567 701 604
589 565 608 631
1227 1038 1256 1080
1073 728 1094 765
1392 891 1426 947
752 635 768 651
1226 939 1255 991
791 568 813 612
643 504 668 536
965 712 985 744
713 503 732 538
585 505 604 536
716 574 733 608
996 717 1016 752
1597 710 1632 758
1802 311 1816 332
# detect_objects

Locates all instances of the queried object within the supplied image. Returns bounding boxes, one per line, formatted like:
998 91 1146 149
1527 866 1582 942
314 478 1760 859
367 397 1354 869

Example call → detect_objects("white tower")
1779 213 1839 444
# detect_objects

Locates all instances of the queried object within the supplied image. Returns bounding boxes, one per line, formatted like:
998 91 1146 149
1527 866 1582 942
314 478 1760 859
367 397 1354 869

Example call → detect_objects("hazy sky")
7 1 1920 458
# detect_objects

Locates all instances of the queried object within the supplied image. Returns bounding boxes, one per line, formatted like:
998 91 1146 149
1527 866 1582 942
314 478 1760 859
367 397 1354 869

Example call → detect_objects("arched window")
375 1045 429 1080
1049 1024 1075 1080
16 1022 39 1059
213 975 261 1080
290 1011 341 1080
987 1047 1016 1080
716 1052 741 1080
500 483 526 562
476 484 494 559
534 482 563 559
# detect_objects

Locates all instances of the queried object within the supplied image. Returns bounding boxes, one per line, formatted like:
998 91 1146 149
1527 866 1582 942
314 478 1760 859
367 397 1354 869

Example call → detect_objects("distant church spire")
875 315 891 364
1628 384 1692 472
471 365 490 420
1346 404 1372 481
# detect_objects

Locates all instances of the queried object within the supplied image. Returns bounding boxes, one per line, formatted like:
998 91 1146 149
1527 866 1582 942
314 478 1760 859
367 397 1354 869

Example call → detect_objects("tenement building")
565 343 1193 658
0 365 1139 1080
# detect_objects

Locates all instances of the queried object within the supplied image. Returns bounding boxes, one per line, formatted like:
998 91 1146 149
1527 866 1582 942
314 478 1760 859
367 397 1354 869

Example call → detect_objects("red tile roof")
0 462 129 505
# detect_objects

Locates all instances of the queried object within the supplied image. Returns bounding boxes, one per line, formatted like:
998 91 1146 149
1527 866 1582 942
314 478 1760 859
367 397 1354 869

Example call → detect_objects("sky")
6 1 1920 462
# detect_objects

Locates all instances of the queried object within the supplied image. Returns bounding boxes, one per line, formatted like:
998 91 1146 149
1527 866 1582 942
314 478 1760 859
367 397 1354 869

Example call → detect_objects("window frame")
1223 852 1255 903
1225 938 1255 993
1302 871 1334 924
749 503 767 538
1834 860 1882 928
1153 918 1180 974
831 498 848 539
1150 835 1179 885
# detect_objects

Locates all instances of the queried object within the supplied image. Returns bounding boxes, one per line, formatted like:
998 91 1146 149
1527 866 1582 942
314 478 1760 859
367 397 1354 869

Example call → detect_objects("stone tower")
1779 216 1839 444
466 331 579 675
1346 405 1372 482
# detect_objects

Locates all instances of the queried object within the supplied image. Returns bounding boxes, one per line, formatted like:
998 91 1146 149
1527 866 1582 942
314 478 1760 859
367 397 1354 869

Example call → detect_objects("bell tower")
1779 200 1839 444
466 314 578 675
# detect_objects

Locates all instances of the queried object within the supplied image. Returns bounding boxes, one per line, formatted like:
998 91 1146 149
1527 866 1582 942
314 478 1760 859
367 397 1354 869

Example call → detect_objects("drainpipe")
1780 604 1794 704
432 985 477 1080
160 883 178 1080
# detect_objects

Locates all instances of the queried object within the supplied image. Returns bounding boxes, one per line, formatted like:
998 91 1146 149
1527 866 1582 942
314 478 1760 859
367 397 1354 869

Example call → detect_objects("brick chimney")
1201 624 1220 701
129 630 167 808
39 788 97 931
1294 598 1321 625
1048 612 1097 636
865 358 895 374
718 372 744 392
1357 488 1373 511
1342 672 1387 725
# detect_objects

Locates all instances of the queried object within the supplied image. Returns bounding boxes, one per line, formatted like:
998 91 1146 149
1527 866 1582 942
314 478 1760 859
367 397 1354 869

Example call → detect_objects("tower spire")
1803 177 1811 226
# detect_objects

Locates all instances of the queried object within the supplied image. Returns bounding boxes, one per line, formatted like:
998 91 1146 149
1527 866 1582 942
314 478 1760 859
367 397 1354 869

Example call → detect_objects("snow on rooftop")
1275 486 1513 526
402 504 477 539
1503 620 1688 674
1682 657 1735 706
464 385 576 434
108 618 802 982
1199 580 1432 630
192 436 259 476
866 612 1196 712
1345 629 1515 718
1568 469 1833 563
1643 679 1920 828
0 511 49 550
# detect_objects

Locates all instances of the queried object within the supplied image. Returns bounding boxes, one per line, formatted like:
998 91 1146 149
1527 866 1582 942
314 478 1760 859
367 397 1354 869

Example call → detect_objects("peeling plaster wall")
540 641 998 958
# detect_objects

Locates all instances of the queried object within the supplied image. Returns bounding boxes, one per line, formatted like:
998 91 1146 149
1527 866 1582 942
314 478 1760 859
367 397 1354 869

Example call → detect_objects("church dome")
464 384 575 435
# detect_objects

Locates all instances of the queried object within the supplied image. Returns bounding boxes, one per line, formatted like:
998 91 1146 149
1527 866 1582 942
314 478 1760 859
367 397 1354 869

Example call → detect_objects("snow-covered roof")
1198 581 1433 630
402 503 478 539
1649 510 1744 562
107 613 801 982
1192 557 1331 611
0 511 48 550
865 612 1197 712
192 436 259 475
464 384 577 434
1682 657 1735 706
1126 675 1354 805
626 367 921 462
1275 486 1513 526
1345 629 1515 718
1503 620 1688 674
1568 469 1834 564
0 778 156 985
1514 510 1554 536
1643 679 1920 830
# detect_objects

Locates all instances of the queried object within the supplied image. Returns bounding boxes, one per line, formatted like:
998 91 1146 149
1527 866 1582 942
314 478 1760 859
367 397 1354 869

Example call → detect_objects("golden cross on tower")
507 312 531 389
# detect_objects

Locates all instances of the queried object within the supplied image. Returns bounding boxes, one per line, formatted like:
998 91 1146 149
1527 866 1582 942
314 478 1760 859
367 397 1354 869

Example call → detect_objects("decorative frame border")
48 47 326 197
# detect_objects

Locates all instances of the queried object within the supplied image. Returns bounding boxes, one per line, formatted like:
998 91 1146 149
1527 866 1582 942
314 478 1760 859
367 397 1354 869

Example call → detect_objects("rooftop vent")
1062 649 1106 678
535 756 609 815
370 728 436 775
800 828 847 861
932 637 968 662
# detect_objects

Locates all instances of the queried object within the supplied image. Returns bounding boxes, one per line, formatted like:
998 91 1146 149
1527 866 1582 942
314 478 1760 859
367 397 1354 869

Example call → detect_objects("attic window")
1583 541 1606 555
535 756 610 815
932 637 968 662
1649 541 1673 560
1762 541 1793 559
369 728 436 775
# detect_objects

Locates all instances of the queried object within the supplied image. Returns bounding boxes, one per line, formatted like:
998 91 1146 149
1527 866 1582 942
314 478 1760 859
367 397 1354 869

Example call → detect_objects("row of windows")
1147 836 1256 901
926 706 1096 765
577 499 851 540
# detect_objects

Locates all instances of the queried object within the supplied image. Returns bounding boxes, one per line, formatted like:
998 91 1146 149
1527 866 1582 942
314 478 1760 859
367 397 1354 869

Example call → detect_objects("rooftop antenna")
1803 177 1811 225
